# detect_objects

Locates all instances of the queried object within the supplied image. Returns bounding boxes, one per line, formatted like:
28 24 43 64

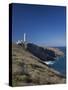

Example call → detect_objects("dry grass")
11 43 66 86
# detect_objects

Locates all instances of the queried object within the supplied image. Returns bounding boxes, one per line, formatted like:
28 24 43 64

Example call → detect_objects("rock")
27 43 64 61
47 47 64 56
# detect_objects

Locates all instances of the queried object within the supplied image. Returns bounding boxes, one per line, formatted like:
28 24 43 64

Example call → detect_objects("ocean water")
45 47 66 76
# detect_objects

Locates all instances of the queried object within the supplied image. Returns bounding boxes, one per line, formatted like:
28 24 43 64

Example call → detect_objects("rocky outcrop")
47 47 64 56
27 43 64 61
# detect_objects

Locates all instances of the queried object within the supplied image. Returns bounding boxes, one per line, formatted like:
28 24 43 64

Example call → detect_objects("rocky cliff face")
12 43 65 86
27 43 64 61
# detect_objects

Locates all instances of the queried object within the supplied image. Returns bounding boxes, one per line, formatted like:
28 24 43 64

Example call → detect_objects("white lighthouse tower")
24 33 26 43
24 33 27 49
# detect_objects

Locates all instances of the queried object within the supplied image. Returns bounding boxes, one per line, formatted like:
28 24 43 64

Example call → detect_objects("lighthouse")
16 33 27 47
24 33 27 49
24 33 26 43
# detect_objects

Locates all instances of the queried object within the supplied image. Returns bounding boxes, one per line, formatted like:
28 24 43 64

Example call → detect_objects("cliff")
27 43 64 61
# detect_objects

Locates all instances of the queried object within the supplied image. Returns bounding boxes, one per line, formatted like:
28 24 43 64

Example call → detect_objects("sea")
45 47 66 76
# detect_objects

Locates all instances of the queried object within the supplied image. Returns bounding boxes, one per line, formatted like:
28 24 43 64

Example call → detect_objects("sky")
12 3 66 46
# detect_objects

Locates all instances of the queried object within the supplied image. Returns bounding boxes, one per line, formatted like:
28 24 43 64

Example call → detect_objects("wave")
44 57 60 65
44 61 55 65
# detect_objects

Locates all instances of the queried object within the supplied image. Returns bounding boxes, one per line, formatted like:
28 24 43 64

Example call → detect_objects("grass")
12 73 32 86
11 43 66 86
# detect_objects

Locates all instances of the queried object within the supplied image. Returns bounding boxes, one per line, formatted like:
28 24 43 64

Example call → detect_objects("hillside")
12 43 66 86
